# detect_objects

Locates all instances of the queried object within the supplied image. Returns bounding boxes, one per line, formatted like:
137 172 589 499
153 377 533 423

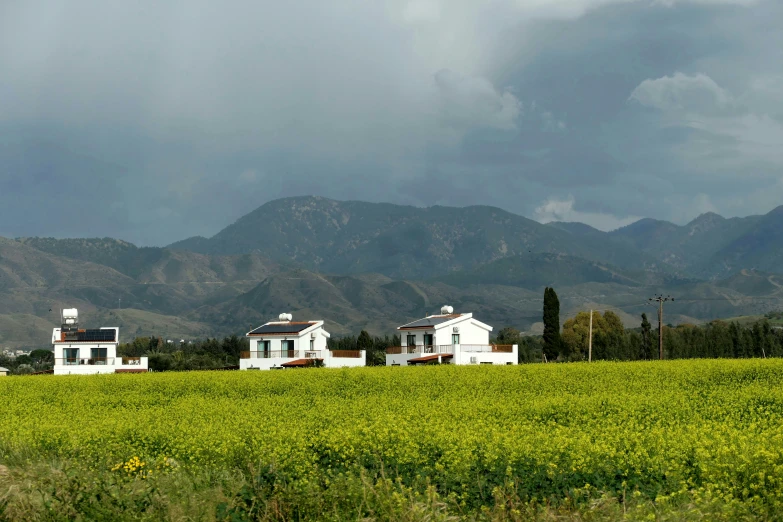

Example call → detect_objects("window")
406 334 416 346
282 340 295 356
64 348 79 365
310 339 314 350
452 334 460 345
91 347 108 365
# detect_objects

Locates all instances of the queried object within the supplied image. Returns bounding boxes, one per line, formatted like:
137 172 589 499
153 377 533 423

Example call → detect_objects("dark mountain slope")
168 196 663 278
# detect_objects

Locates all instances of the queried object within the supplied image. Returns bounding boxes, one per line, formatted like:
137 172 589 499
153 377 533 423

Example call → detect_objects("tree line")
5 287 783 374
538 287 783 361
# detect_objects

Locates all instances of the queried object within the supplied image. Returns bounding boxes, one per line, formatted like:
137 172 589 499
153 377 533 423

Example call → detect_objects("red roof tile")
407 354 453 364
281 358 323 367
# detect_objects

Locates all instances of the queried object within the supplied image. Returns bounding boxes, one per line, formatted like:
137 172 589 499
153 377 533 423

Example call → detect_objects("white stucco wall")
53 356 149 375
453 345 517 365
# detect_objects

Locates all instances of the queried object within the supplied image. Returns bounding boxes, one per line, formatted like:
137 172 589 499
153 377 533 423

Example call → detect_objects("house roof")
281 358 323 367
0 366 9 372
248 322 317 336
407 354 454 364
398 314 464 330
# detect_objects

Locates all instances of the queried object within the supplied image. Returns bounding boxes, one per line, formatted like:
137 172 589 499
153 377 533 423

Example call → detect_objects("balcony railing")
461 344 514 353
121 357 143 365
386 345 454 355
385 345 514 355
240 350 298 359
55 357 115 366
330 350 362 358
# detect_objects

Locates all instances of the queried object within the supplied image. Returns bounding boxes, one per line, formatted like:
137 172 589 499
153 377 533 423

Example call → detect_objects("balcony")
240 350 298 359
121 357 143 365
386 345 454 355
461 344 514 353
56 357 115 366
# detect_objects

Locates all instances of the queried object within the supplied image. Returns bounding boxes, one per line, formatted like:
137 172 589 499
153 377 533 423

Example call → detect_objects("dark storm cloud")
0 0 779 243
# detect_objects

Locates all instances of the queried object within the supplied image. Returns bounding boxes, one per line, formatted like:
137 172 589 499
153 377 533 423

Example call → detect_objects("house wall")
435 318 490 346
250 327 328 357
324 350 366 368
53 343 119 361
453 345 517 365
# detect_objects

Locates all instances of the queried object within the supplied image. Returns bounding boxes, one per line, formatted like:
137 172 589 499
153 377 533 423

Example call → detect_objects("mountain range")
2 196 783 349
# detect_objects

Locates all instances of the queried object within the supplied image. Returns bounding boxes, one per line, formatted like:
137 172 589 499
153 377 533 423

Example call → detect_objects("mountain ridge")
3 198 783 349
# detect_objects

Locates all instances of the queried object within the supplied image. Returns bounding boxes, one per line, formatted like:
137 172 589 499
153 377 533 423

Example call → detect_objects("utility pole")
648 295 673 360
588 309 593 362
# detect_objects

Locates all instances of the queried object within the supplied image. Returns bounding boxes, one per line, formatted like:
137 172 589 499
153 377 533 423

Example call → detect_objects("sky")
1 0 781 245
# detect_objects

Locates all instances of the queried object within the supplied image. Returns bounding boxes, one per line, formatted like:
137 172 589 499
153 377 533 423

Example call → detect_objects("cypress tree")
542 287 562 360
640 313 652 360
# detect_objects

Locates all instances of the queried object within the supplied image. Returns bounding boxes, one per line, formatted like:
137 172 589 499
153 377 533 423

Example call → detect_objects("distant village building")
52 308 149 375
240 313 366 370
0 367 8 377
386 306 518 366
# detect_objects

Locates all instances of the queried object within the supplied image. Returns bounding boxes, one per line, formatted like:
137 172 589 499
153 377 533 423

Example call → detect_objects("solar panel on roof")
61 329 116 342
78 329 116 342
248 323 314 335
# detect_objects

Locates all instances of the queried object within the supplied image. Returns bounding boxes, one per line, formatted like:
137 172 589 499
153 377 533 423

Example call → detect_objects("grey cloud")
434 69 522 131
0 0 780 244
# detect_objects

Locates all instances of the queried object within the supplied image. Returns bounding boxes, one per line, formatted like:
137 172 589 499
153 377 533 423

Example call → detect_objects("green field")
2 361 783 520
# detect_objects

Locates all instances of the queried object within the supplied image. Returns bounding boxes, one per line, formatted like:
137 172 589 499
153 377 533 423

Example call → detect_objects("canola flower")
2 359 783 512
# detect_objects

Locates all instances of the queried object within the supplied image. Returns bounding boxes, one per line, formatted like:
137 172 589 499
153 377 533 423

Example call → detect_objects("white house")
386 306 518 366
241 313 366 370
0 366 8 377
52 308 149 375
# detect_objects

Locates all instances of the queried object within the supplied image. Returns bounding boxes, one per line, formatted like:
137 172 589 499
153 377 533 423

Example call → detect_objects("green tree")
357 330 373 351
562 311 602 360
542 287 562 361
640 313 653 360
29 349 54 364
495 327 522 345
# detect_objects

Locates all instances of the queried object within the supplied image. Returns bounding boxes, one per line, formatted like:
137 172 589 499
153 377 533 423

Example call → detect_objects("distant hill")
4 197 783 348
702 206 783 277
609 212 762 274
167 196 664 279
432 252 653 289
17 237 281 284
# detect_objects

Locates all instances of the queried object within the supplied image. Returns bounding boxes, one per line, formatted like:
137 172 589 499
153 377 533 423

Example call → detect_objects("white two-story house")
241 313 366 370
52 308 149 375
386 306 517 366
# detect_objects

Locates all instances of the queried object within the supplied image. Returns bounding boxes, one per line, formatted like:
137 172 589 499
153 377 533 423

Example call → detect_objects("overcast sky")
1 0 781 245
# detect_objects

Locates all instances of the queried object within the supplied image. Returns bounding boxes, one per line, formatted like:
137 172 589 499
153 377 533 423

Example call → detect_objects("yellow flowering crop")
1 359 783 512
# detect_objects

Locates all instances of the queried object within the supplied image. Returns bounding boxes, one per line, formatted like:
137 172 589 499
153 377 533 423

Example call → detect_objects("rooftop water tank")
62 308 78 325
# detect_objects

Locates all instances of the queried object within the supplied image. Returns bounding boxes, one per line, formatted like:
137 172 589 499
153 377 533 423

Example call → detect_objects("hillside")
168 196 664 279
5 198 783 348
702 206 783 277
609 212 762 274
17 237 281 284
431 252 688 290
